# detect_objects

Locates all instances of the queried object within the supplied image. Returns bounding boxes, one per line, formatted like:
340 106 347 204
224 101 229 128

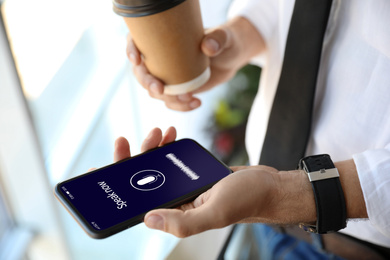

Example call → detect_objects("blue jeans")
252 224 345 260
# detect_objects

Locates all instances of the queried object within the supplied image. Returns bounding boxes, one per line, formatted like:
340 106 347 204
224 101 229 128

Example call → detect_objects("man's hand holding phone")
54 127 233 238
115 128 316 239
112 128 293 238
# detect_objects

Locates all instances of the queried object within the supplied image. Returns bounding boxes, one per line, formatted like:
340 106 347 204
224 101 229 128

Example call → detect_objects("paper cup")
113 0 210 95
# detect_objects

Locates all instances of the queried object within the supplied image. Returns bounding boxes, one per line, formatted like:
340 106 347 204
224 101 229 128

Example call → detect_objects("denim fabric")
251 224 345 260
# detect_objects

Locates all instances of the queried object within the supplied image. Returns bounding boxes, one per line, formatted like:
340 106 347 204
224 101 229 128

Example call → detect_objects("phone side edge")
179 138 233 174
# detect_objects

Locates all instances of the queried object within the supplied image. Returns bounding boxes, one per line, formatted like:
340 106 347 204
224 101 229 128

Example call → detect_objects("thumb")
144 207 218 238
201 27 232 57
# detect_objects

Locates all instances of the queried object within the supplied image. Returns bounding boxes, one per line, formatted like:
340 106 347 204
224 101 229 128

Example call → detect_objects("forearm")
143 159 368 237
268 159 367 225
226 16 266 69
335 159 367 219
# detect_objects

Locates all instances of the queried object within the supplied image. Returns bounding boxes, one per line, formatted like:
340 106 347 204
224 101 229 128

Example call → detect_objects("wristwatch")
298 154 347 234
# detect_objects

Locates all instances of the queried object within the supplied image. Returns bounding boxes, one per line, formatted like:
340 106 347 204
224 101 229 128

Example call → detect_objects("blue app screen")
58 139 231 231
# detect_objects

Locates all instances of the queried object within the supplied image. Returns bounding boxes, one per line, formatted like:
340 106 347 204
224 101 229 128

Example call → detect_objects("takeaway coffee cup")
113 0 210 95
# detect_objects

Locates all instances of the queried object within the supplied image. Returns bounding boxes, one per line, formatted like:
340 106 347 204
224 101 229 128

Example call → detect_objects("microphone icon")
137 175 158 186
130 170 165 191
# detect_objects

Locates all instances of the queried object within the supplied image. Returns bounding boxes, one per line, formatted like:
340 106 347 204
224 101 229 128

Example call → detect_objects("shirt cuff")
353 146 390 238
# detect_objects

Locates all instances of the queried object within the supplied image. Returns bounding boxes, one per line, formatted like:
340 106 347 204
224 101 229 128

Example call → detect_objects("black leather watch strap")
298 154 347 234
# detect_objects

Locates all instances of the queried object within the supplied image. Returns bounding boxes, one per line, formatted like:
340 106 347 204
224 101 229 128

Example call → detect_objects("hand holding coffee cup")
113 0 210 95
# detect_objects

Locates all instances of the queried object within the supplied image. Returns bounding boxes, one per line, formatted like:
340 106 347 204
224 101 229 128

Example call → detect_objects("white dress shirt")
228 0 390 247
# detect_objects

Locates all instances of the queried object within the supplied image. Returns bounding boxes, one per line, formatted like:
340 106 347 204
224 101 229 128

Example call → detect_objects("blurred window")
0 185 11 247
2 0 129 184
0 181 32 260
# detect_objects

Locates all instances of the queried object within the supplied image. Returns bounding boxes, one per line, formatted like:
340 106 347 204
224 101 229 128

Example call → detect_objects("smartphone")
54 138 232 239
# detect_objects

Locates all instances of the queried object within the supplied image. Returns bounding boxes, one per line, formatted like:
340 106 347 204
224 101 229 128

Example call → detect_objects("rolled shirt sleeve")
228 0 278 49
353 145 390 243
227 0 282 67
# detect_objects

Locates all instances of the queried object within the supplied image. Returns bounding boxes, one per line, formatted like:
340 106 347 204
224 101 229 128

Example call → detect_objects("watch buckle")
307 168 339 182
299 223 318 233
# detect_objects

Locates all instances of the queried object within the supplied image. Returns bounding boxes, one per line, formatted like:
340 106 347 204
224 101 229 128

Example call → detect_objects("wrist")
270 170 317 225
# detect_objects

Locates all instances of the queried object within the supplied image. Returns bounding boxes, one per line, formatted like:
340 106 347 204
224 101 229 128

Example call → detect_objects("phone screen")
55 139 231 238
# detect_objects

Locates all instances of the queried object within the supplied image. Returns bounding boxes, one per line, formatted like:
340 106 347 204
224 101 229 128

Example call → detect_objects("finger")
133 61 164 95
149 82 164 96
114 137 131 162
144 206 219 238
202 27 233 57
132 62 201 111
132 60 200 110
141 128 163 153
176 93 193 102
164 97 201 111
230 165 279 174
180 189 211 211
230 165 249 172
145 91 201 112
87 167 97 172
126 34 141 65
159 127 177 146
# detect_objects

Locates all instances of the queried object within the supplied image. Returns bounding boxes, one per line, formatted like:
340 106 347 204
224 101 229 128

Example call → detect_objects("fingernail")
190 100 200 109
129 53 136 64
146 215 164 230
205 38 219 53
150 83 161 94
